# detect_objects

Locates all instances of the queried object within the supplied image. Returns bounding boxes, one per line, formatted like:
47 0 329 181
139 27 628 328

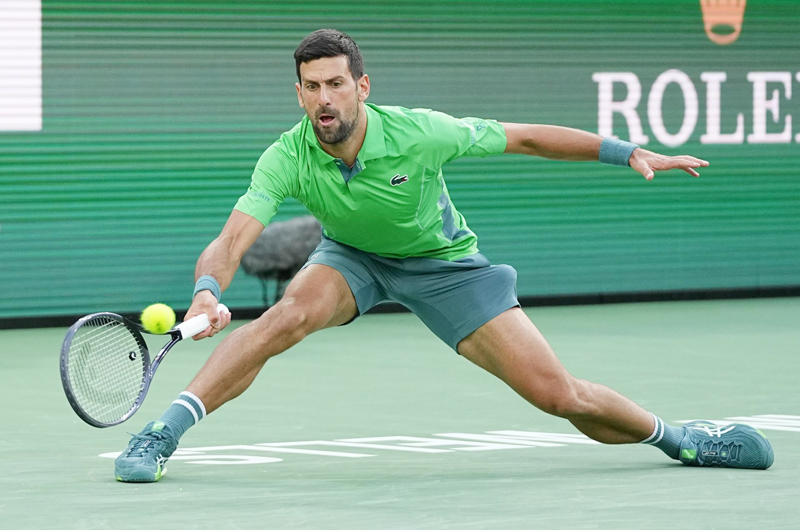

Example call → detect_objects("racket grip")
175 303 229 340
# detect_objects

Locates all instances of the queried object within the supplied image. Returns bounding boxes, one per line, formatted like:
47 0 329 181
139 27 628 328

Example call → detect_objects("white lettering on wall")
0 0 42 131
592 72 649 144
797 73 800 143
747 72 792 143
595 70 799 145
647 69 699 147
700 72 745 144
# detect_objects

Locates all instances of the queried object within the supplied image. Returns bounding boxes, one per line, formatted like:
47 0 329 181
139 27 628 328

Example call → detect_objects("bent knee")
258 297 329 340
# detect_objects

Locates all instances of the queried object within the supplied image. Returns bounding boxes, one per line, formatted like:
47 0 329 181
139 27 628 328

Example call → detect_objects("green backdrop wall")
2 0 799 318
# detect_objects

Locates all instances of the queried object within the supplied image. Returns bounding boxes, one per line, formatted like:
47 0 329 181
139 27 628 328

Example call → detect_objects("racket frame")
60 313 190 428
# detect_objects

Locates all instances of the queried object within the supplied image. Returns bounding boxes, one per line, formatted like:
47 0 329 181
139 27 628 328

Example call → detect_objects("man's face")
296 55 369 145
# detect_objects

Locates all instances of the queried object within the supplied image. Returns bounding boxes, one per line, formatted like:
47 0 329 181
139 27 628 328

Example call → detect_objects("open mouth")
319 114 336 126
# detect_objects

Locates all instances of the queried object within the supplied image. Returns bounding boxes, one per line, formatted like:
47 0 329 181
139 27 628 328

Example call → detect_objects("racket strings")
70 320 145 419
66 316 147 424
70 322 139 417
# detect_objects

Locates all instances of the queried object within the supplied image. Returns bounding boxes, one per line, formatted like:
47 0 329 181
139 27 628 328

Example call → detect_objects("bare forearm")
186 210 263 338
193 209 266 294
501 123 603 161
501 121 710 180
195 236 241 292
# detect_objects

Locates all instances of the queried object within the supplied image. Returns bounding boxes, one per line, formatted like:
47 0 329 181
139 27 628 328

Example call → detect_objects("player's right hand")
185 291 231 340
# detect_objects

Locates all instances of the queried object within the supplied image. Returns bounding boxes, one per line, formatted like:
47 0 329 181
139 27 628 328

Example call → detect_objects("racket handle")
175 303 229 340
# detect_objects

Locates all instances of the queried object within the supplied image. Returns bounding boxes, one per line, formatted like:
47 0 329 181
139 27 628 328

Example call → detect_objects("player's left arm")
500 123 709 181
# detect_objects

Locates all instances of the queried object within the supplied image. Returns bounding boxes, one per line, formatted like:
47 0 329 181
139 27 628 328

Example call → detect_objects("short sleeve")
424 110 508 165
234 143 299 227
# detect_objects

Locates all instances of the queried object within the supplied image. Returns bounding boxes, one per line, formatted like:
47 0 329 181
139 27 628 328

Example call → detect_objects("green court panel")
1 299 798 529
2 1 800 319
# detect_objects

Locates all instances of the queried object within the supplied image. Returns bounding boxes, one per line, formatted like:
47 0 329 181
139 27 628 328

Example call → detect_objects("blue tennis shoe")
679 421 774 470
114 421 179 482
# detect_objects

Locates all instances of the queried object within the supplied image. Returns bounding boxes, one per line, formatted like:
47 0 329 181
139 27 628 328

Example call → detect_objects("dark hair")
294 29 364 82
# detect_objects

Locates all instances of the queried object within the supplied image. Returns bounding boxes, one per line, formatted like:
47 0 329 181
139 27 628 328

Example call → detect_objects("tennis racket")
59 304 228 428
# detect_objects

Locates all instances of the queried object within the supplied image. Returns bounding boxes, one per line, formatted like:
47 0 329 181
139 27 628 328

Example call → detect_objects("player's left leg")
395 256 675 450
457 308 774 469
457 307 654 444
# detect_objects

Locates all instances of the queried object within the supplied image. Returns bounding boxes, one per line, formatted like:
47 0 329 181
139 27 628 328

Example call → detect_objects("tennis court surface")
2 298 798 529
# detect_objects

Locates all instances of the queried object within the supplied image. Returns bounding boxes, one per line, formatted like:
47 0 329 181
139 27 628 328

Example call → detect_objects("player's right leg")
183 263 358 413
114 264 358 482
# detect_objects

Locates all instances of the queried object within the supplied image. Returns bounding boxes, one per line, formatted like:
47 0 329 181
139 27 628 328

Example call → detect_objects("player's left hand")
629 148 709 181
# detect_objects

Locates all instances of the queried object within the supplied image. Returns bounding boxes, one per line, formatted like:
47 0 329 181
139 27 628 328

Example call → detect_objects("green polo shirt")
234 103 507 260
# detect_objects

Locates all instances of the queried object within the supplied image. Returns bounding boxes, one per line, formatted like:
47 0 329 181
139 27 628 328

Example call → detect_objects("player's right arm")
187 141 299 339
187 210 265 339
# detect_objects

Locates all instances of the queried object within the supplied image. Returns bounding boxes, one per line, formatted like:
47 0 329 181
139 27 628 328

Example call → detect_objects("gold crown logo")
700 0 747 45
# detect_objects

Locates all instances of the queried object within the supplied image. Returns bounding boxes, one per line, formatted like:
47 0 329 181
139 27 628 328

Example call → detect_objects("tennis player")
114 29 774 482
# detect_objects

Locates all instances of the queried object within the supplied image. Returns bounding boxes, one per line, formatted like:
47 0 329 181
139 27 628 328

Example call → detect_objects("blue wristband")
599 138 639 167
193 275 221 301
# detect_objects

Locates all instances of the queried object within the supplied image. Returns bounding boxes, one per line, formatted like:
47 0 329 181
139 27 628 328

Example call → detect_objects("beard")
312 102 359 145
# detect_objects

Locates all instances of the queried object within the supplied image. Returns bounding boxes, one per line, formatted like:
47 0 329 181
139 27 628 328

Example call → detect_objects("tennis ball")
140 303 176 334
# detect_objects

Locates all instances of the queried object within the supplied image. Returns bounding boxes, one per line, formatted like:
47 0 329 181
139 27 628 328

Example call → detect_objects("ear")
295 82 305 108
357 74 370 102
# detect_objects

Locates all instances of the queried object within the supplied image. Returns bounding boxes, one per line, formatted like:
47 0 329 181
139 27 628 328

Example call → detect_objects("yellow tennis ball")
140 303 176 334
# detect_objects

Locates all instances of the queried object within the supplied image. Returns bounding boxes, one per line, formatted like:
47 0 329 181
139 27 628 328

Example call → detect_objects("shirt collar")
303 103 386 164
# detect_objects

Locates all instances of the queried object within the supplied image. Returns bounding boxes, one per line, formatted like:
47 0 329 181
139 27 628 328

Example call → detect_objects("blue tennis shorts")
302 237 520 351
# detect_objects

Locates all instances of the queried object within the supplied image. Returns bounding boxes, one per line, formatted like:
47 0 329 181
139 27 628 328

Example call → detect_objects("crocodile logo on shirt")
390 174 409 186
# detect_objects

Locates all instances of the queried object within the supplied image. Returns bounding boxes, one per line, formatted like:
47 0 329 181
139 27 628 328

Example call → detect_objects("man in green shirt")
114 29 773 482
